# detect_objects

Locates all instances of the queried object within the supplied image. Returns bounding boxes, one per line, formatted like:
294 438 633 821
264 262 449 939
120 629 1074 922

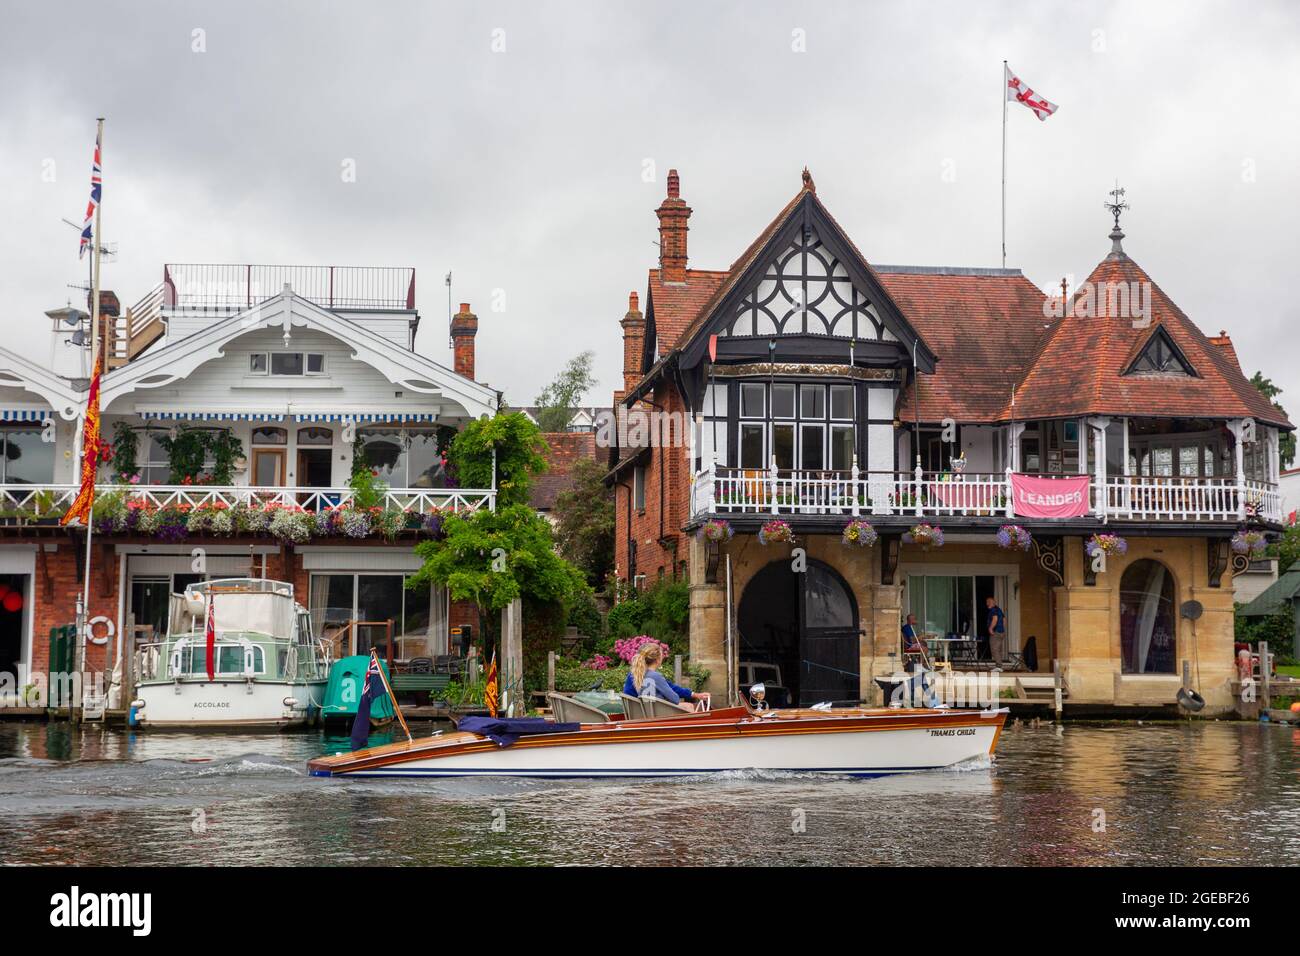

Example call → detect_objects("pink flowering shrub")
613 635 669 665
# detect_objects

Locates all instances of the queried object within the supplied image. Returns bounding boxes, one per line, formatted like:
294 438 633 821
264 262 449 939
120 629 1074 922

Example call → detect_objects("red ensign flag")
205 597 217 682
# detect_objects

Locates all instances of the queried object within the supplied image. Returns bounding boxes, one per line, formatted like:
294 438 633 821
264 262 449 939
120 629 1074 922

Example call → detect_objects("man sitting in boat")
623 643 700 707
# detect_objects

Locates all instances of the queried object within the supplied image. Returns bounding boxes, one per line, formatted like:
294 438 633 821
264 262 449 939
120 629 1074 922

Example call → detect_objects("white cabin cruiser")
131 578 330 730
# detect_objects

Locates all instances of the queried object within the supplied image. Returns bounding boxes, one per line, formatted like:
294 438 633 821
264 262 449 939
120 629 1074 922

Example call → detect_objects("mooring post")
547 650 556 693
1260 641 1271 711
1052 658 1063 720
1182 659 1191 692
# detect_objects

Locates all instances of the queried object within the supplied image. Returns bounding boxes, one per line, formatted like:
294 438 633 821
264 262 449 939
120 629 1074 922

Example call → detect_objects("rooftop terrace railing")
162 264 416 312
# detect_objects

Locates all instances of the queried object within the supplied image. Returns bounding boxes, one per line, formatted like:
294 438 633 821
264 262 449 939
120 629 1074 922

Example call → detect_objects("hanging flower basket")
904 523 944 549
697 518 734 543
759 519 796 546
1230 529 1267 557
997 524 1033 552
841 518 878 548
1085 533 1128 559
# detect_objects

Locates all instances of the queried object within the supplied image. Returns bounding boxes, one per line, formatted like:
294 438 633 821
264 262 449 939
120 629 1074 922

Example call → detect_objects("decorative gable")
722 224 892 341
1125 325 1196 377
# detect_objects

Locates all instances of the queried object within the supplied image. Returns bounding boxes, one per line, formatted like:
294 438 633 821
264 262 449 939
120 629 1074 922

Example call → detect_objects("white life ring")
88 615 115 646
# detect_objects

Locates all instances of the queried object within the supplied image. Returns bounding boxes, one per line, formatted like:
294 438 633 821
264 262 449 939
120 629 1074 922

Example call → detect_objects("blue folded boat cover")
457 716 582 747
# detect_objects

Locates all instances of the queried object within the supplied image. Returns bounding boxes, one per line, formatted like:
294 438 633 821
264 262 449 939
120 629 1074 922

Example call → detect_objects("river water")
0 719 1296 866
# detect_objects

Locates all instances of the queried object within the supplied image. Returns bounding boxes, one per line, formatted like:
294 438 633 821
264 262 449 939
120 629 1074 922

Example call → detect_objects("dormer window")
1126 327 1195 377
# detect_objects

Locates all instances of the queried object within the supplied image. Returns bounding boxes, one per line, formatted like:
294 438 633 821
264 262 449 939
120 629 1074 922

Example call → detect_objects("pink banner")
1010 473 1091 519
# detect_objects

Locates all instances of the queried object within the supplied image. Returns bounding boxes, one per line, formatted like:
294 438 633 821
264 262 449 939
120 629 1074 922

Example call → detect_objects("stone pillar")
687 534 729 699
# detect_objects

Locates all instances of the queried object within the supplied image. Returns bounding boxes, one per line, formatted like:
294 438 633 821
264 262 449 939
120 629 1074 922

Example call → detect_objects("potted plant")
841 518 878 548
759 518 795 546
1085 533 1128 560
997 524 1033 551
1230 529 1267 557
697 518 734 543
904 523 944 550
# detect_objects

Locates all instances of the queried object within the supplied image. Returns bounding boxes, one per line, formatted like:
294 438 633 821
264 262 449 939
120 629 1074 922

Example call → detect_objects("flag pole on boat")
371 648 413 743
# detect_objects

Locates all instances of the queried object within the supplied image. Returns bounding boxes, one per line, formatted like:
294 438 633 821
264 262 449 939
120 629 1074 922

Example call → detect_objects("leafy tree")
447 412 547 507
410 502 585 614
535 351 597 433
1250 371 1296 466
552 456 615 586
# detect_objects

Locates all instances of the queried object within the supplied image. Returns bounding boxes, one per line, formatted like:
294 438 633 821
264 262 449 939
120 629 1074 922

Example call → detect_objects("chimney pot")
656 169 692 284
629 291 639 312
450 303 478 380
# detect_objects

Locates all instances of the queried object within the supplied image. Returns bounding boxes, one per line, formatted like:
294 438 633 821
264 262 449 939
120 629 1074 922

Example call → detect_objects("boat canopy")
175 578 297 638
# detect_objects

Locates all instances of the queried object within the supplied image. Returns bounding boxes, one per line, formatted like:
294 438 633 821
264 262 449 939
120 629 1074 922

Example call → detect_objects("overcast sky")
1 0 1297 413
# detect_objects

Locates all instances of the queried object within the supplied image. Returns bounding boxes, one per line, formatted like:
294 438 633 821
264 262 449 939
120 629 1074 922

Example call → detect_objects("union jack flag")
78 128 102 259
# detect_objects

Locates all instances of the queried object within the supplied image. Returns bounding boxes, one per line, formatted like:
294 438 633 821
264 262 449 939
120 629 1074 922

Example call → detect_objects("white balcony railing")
689 464 1283 525
0 484 495 519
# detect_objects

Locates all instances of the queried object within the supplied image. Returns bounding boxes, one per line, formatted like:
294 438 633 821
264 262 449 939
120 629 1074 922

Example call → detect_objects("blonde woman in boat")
623 642 706 710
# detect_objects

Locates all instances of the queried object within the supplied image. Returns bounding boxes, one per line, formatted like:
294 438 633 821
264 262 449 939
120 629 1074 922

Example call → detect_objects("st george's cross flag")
1005 65 1058 121
79 127 103 259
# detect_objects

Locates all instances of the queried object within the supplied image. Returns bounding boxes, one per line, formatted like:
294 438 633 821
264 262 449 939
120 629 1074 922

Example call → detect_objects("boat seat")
619 693 650 719
546 692 610 724
641 696 695 719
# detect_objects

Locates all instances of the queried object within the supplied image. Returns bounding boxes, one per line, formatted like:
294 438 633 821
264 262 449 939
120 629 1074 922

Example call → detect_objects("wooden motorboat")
307 703 1007 779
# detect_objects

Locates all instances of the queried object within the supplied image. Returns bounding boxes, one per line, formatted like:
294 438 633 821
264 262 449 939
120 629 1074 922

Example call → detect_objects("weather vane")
1104 181 1129 231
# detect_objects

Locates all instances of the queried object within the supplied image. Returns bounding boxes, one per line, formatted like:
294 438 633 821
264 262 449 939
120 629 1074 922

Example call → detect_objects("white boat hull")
314 710 1005 778
134 679 325 730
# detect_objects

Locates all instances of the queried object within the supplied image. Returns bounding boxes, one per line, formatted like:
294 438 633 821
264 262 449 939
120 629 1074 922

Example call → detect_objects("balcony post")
1229 419 1247 520
769 460 779 515
1092 417 1109 520
914 463 923 518
851 456 860 517
1004 467 1014 518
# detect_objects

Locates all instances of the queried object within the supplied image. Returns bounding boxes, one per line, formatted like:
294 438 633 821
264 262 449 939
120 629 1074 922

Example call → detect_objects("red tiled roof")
532 432 597 511
648 268 729 354
1006 251 1291 427
886 270 1051 422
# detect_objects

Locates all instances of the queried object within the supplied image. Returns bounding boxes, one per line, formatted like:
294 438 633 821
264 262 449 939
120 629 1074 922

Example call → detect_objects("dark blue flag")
350 655 386 751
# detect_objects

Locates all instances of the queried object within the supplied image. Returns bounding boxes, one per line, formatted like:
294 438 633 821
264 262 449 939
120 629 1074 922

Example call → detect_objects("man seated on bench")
623 643 705 711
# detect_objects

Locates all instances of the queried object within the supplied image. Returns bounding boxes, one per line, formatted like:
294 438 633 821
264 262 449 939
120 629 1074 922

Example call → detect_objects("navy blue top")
987 605 1006 635
901 622 921 650
622 670 694 704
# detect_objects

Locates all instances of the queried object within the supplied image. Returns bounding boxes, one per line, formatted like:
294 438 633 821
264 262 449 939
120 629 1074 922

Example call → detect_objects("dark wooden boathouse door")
799 562 860 706
737 559 860 707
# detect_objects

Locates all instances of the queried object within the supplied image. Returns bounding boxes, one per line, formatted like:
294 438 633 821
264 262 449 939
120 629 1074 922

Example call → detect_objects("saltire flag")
484 652 499 718
59 350 103 527
349 653 387 751
79 128 103 259
204 596 217 682
1005 65 1058 121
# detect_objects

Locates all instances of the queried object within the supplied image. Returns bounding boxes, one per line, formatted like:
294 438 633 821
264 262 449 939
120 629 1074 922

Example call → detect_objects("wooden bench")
389 673 452 703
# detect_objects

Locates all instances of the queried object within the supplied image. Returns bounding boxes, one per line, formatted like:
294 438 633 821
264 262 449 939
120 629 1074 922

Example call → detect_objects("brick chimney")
620 291 645 394
450 302 478 380
656 169 691 284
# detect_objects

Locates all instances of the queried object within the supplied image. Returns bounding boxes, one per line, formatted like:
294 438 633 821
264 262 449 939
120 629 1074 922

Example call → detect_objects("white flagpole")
1001 60 1008 269
76 117 104 718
